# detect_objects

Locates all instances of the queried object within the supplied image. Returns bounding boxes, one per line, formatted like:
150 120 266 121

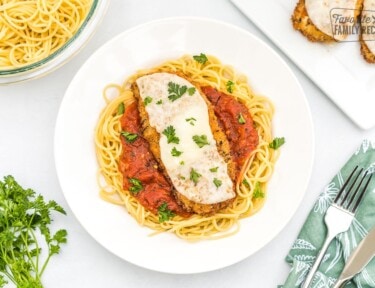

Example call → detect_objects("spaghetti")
0 0 93 69
95 55 278 240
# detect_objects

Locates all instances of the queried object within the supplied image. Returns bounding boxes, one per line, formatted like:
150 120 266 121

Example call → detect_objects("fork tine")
352 174 373 213
346 170 368 209
338 168 363 206
334 166 358 204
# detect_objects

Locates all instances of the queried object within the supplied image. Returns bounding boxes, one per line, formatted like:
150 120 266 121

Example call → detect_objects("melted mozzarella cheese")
136 73 235 204
305 0 358 40
362 0 375 55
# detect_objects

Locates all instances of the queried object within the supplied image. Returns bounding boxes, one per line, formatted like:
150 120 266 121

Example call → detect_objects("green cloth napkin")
281 140 375 288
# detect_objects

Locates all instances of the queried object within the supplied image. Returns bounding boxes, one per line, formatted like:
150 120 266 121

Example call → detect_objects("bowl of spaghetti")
0 0 109 84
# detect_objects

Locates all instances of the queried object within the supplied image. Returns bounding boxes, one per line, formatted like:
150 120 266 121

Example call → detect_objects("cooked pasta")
0 0 93 69
95 55 279 240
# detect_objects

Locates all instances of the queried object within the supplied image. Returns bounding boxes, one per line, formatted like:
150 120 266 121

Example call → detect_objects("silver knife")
332 226 375 288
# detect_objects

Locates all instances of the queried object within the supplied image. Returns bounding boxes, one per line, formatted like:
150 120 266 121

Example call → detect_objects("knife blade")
332 226 375 288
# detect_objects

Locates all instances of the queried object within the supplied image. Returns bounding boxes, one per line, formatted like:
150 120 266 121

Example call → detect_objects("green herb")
144 96 153 106
238 113 246 124
226 80 235 93
179 161 185 165
162 126 180 144
156 99 163 105
178 174 186 180
253 182 265 199
190 168 202 185
193 53 208 64
185 117 197 126
209 167 219 173
242 178 250 189
192 135 209 148
269 137 285 150
0 176 67 288
213 178 222 188
117 102 125 115
158 202 175 223
128 178 143 194
187 87 196 96
171 147 183 157
121 131 138 143
168 82 188 102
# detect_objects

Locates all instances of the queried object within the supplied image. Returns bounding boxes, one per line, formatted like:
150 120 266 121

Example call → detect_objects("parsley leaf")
158 202 175 223
117 102 125 115
128 178 143 194
179 161 185 165
168 82 188 102
269 137 285 150
0 176 67 287
171 147 183 157
193 53 208 64
156 99 163 105
213 178 222 188
185 117 197 126
144 96 153 106
238 113 246 124
192 135 209 148
209 167 219 172
162 125 180 144
226 80 235 93
253 182 265 199
242 178 250 189
121 131 138 143
187 87 196 96
190 168 202 185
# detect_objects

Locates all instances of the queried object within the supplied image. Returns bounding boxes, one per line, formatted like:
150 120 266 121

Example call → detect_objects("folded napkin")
281 140 375 288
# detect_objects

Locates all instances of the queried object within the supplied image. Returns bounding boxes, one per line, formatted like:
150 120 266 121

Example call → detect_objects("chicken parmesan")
95 54 282 240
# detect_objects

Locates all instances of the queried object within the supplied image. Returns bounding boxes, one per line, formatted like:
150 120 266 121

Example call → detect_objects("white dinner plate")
231 0 375 130
54 17 314 274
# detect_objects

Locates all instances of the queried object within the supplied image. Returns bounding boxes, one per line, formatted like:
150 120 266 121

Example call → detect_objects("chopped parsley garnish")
178 174 186 180
180 161 185 165
213 178 222 188
128 178 143 194
226 80 235 93
158 202 175 223
117 102 125 115
171 147 183 157
242 178 250 189
162 125 180 144
121 131 138 143
156 99 163 105
144 96 153 106
168 82 188 102
238 113 246 124
190 168 202 185
192 135 209 148
269 137 285 150
253 182 265 199
185 117 197 126
193 53 208 64
209 167 219 172
187 87 196 96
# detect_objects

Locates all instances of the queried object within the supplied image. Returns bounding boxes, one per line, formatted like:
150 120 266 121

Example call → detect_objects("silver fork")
302 166 373 288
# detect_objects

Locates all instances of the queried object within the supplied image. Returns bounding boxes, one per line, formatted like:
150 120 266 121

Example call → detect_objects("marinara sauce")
202 86 259 177
119 102 189 217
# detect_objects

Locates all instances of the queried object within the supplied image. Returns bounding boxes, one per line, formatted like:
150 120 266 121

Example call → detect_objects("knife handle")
332 278 348 288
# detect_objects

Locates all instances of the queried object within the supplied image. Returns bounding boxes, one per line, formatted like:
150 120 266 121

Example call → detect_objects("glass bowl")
0 0 109 85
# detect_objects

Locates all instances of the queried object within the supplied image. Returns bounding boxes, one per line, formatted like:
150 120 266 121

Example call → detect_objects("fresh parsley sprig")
162 126 180 144
128 178 143 194
168 82 187 102
121 131 138 143
171 147 183 157
190 168 202 185
193 53 208 64
253 182 265 199
158 202 175 223
226 80 235 93
192 135 209 148
0 176 67 287
269 137 285 150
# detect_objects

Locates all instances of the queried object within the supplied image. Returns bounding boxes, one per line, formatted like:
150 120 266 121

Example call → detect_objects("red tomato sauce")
119 102 189 217
202 86 259 177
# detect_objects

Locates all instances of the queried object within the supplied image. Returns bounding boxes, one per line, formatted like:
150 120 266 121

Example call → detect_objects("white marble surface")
1 0 375 287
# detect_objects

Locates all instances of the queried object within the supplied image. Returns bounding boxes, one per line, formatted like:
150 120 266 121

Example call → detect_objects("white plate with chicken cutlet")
232 0 375 130
54 17 314 274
